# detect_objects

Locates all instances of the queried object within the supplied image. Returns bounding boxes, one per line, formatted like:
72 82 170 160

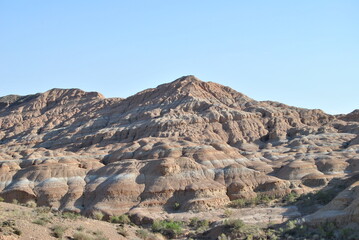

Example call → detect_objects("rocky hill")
0 75 358 230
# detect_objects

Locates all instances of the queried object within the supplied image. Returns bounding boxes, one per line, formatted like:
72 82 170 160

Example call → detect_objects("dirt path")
130 205 301 226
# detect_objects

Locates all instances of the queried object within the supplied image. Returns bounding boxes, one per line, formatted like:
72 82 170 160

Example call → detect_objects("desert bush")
173 202 181 211
257 194 274 204
33 216 51 226
62 211 81 220
93 230 103 235
223 209 233 218
217 233 230 240
229 198 247 208
223 219 266 239
315 189 337 205
72 232 108 240
297 188 339 208
152 220 183 238
117 226 128 237
340 227 359 240
52 225 67 238
136 229 163 240
216 218 359 240
225 219 245 230
89 230 108 240
1 220 22 236
33 219 46 226
77 226 85 231
2 220 15 227
109 214 131 224
11 199 19 205
93 235 109 240
189 217 209 230
73 232 92 240
136 229 149 239
34 206 52 214
25 200 37 208
92 211 104 221
95 236 108 240
13 227 22 236
282 192 300 204
0 197 4 202
229 194 277 208
273 221 359 240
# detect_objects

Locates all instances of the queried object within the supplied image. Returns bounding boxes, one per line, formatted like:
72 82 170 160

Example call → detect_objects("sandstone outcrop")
0 76 358 225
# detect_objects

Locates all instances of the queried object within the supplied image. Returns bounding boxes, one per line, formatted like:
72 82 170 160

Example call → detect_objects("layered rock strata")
0 76 358 224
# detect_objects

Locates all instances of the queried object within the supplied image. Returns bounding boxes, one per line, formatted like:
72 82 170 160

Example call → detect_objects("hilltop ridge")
0 76 358 231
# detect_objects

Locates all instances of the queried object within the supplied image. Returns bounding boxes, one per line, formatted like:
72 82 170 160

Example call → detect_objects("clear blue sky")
0 1 358 114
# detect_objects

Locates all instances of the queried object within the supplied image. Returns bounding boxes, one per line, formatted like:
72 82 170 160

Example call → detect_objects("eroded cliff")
0 76 358 226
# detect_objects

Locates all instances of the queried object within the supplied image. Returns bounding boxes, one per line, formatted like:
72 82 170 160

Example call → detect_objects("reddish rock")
0 75 357 222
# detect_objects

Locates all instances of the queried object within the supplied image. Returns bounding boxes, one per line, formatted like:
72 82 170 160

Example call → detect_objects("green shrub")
218 233 230 240
33 217 51 226
223 219 265 239
218 219 359 240
52 225 67 238
273 221 359 239
109 214 131 224
189 217 209 230
225 219 245 230
136 229 149 239
117 226 128 237
62 211 81 220
72 232 109 240
315 189 337 205
73 232 92 240
229 194 276 208
34 206 52 214
229 198 247 208
25 200 37 208
298 188 339 208
189 217 210 234
152 220 183 238
0 197 4 202
223 209 233 218
32 219 46 226
173 202 181 211
92 211 104 221
282 192 300 204
258 194 273 204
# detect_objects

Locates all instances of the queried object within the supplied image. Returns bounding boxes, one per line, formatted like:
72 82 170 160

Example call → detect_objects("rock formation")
0 76 358 225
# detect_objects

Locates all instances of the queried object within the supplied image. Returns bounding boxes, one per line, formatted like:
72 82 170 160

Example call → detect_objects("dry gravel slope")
0 202 129 240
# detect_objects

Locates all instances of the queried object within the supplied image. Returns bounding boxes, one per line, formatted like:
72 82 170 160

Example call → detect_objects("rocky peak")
123 75 253 112
24 88 105 113
0 94 40 111
0 94 23 109
43 88 105 101
172 75 202 84
0 89 104 113
339 109 359 122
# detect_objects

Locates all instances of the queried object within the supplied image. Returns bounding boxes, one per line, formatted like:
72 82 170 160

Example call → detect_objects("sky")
0 1 358 114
